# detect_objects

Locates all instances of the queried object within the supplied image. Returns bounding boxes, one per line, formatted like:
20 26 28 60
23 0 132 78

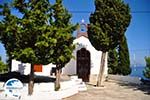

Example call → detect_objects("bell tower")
77 19 88 38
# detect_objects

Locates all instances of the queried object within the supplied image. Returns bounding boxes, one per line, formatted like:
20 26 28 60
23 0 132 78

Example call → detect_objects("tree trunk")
28 64 34 95
55 64 61 91
97 51 106 87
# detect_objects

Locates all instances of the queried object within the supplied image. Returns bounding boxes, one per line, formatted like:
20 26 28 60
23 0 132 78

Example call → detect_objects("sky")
0 0 150 66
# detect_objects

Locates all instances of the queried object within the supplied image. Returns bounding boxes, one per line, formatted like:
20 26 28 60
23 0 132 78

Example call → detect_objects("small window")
34 64 42 72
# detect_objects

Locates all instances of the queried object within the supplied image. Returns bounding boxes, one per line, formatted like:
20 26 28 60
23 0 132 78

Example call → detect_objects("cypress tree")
118 35 131 75
108 48 118 74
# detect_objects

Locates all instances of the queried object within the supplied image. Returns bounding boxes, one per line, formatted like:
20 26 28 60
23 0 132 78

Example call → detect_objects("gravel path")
64 80 150 100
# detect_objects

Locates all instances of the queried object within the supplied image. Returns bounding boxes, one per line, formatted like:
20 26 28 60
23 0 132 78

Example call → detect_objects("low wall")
22 82 78 100
108 75 142 84
0 80 79 100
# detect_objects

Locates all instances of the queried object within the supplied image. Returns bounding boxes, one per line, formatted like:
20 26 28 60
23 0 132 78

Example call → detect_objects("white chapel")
62 21 108 82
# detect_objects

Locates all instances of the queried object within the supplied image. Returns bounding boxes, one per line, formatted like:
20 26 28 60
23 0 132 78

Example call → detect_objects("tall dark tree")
0 0 76 95
108 48 118 74
88 0 131 86
118 35 131 75
143 56 150 78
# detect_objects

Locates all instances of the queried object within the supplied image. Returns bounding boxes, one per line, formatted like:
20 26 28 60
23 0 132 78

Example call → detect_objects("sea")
130 66 149 80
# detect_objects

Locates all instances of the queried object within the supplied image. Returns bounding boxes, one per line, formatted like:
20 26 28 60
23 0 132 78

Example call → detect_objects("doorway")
77 48 90 82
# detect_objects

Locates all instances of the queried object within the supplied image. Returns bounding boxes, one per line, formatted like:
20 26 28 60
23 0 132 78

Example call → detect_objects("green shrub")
143 56 150 78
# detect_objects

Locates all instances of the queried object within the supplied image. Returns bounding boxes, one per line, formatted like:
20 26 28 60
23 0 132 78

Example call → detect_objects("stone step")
78 82 87 91
70 76 87 91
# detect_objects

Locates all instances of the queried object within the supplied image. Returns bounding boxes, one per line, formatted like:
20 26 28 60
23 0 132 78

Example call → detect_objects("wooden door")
77 48 90 82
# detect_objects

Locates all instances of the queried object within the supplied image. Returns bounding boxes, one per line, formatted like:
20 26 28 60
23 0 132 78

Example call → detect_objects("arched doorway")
77 48 90 82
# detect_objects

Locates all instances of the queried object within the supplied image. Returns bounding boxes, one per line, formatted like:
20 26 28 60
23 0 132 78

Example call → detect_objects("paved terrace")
64 80 150 100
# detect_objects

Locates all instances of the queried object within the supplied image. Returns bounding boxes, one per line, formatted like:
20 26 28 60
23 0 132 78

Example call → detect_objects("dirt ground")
64 80 150 100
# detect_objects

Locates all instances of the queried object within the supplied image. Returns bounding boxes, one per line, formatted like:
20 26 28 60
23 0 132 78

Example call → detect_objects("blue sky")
0 0 150 66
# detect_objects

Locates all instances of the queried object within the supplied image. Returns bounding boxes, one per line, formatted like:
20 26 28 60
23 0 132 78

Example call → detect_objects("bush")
0 57 8 73
143 56 150 78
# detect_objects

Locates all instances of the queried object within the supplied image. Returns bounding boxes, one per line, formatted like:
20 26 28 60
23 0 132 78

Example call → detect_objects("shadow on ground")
117 82 150 95
0 72 56 83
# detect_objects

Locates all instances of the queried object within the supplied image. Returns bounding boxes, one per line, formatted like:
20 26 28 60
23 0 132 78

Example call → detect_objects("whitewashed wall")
11 59 31 75
34 64 55 76
11 59 55 76
62 36 108 76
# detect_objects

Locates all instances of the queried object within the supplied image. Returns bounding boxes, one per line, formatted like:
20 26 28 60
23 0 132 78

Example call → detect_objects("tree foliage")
0 0 75 66
88 0 131 52
108 48 118 74
118 35 131 75
88 0 131 86
0 0 52 64
0 56 7 72
50 0 76 66
143 56 150 78
0 0 76 94
108 35 131 75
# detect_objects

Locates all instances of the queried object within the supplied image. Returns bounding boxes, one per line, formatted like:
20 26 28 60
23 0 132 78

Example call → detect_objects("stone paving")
64 80 150 100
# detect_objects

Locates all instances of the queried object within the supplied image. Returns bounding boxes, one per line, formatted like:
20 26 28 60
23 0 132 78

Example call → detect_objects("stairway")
70 76 87 91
